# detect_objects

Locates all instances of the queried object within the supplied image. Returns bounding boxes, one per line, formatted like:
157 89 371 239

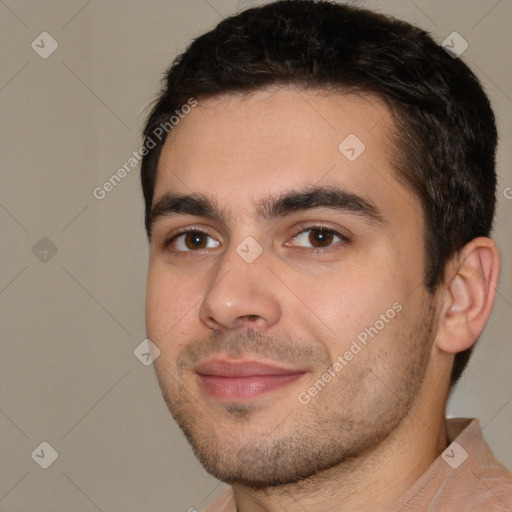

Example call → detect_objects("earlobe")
435 237 501 355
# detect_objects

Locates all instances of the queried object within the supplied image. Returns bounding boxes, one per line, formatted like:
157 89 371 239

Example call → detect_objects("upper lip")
194 358 306 377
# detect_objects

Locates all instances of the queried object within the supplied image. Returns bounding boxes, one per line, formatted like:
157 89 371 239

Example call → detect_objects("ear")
435 237 501 354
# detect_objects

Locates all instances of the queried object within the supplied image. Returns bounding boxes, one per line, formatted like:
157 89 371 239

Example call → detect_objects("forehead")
154 88 417 222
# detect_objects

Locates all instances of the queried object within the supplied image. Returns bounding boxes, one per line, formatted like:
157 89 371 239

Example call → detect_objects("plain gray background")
1 0 511 510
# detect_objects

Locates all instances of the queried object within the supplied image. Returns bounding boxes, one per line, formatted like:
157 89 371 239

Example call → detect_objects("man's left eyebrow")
256 186 385 225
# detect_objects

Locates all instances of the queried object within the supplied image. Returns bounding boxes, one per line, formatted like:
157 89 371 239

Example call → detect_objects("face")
145 88 437 487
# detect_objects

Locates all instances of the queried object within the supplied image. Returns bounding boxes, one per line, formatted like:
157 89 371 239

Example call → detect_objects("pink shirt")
203 418 512 511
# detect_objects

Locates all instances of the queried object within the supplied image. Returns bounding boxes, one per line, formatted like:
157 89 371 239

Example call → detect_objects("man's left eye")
287 227 346 249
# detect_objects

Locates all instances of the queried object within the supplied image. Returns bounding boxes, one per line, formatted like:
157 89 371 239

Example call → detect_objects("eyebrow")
149 185 385 236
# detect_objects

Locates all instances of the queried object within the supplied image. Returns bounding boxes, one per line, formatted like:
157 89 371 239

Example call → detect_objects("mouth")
194 358 307 402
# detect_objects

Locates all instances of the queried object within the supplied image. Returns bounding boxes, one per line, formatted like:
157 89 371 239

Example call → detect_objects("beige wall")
1 0 511 510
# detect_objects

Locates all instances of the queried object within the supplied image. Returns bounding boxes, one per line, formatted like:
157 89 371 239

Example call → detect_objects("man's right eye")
164 230 220 253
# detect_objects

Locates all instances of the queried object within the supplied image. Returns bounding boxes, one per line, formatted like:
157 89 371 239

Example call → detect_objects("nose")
198 247 281 331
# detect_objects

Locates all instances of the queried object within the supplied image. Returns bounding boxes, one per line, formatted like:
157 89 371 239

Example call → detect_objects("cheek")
295 264 405 354
145 262 200 345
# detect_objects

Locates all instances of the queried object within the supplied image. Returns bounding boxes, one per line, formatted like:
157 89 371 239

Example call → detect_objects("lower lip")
197 373 305 401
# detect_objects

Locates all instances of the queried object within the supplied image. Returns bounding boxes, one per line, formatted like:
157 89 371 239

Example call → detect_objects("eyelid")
287 222 350 243
283 224 350 255
160 222 349 254
161 225 219 251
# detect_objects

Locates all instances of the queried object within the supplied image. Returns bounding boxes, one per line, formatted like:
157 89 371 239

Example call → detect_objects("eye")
166 230 220 252
287 226 347 250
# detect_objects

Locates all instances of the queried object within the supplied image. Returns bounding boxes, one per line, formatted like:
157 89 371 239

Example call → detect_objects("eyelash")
162 227 212 252
287 224 349 252
161 224 349 256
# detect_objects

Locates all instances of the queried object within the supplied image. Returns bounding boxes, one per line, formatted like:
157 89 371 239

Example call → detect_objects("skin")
145 87 500 511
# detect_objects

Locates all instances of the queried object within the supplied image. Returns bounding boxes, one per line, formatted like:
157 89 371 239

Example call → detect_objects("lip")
195 358 307 402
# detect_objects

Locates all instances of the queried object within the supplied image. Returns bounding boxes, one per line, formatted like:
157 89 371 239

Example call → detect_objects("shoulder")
442 418 512 510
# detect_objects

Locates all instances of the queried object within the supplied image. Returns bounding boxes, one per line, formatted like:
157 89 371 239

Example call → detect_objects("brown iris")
184 231 208 250
308 228 334 248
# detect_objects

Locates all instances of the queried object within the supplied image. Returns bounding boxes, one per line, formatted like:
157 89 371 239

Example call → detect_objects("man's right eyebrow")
148 193 225 235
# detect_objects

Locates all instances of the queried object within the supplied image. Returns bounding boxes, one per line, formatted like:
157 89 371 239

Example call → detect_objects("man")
141 1 512 510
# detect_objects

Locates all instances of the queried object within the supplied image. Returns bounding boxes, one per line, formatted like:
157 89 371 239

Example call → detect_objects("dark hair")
140 0 497 387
